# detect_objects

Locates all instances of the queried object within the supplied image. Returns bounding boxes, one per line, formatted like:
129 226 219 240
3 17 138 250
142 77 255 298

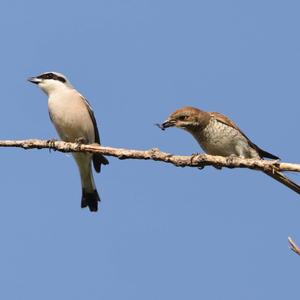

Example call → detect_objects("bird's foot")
46 139 58 152
74 137 88 151
190 152 199 163
190 153 205 170
75 137 88 145
191 152 201 157
213 165 222 170
75 137 88 150
224 154 237 169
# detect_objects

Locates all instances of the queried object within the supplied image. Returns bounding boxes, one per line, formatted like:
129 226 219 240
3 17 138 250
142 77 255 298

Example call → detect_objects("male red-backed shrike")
29 72 109 211
158 106 300 194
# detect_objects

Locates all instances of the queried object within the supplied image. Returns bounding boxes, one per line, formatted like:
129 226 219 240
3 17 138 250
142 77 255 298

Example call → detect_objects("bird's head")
28 72 73 95
157 106 210 132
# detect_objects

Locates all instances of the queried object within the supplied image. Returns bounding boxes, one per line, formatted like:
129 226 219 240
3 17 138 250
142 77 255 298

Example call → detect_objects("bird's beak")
156 119 176 131
27 77 41 84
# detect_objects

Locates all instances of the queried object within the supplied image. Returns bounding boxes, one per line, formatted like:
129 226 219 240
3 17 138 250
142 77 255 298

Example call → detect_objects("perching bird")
158 106 300 194
28 72 109 211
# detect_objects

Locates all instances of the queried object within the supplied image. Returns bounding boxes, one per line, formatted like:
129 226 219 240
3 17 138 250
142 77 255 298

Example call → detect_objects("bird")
158 106 300 195
28 72 109 211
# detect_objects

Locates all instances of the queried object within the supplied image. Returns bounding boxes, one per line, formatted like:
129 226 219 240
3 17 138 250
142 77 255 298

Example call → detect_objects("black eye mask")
37 73 66 83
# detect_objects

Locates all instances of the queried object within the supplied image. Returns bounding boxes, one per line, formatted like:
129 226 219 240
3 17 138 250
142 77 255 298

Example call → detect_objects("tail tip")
81 189 100 212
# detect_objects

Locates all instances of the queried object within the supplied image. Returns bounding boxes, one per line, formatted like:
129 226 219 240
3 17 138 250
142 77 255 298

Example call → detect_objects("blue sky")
0 0 299 299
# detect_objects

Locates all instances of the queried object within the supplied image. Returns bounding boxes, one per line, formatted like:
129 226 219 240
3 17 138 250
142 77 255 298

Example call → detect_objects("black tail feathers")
81 189 100 212
264 170 300 195
93 154 109 173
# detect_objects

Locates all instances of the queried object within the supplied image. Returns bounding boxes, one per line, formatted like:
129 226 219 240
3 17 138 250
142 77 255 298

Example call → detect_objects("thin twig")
288 237 300 255
0 139 299 172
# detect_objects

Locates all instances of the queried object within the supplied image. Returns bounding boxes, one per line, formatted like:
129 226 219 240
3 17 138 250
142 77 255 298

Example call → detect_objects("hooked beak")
28 77 41 84
155 119 176 131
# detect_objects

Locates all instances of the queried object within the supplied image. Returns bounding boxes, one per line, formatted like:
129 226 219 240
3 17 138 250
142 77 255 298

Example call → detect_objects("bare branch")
288 237 300 255
0 139 300 173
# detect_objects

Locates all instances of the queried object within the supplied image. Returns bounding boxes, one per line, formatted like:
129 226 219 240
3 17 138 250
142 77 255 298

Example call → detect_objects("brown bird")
158 106 300 194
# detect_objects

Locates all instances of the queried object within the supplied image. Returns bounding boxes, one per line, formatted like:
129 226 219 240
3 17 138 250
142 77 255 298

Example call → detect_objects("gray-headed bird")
158 106 300 194
29 72 109 211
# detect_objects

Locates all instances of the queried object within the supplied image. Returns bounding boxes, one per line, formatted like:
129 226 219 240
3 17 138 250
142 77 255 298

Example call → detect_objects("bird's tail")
81 188 100 212
263 169 300 195
74 153 101 212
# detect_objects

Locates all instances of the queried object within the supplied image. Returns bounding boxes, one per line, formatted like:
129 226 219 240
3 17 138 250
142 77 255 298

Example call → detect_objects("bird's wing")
210 112 279 160
81 95 109 172
210 112 243 132
81 96 101 144
48 110 53 123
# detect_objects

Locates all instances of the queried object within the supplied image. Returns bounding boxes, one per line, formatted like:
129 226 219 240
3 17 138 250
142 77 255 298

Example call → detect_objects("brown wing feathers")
210 112 279 159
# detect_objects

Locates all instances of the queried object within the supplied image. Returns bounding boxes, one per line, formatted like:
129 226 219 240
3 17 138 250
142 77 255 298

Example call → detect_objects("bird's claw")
46 139 58 152
225 154 237 169
190 153 200 164
190 153 205 170
213 165 222 170
75 137 87 145
74 137 88 151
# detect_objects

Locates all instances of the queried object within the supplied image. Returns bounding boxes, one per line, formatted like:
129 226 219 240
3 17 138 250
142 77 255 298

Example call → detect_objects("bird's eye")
178 115 187 121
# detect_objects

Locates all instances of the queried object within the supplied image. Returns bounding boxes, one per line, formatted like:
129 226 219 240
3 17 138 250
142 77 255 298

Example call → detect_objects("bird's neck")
44 85 74 97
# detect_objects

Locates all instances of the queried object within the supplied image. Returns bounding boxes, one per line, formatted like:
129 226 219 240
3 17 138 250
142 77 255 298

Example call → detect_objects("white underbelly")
192 118 258 158
200 137 238 156
48 94 95 143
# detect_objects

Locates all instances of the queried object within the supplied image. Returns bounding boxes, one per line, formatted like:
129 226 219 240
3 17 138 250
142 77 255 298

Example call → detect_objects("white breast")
48 89 95 143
